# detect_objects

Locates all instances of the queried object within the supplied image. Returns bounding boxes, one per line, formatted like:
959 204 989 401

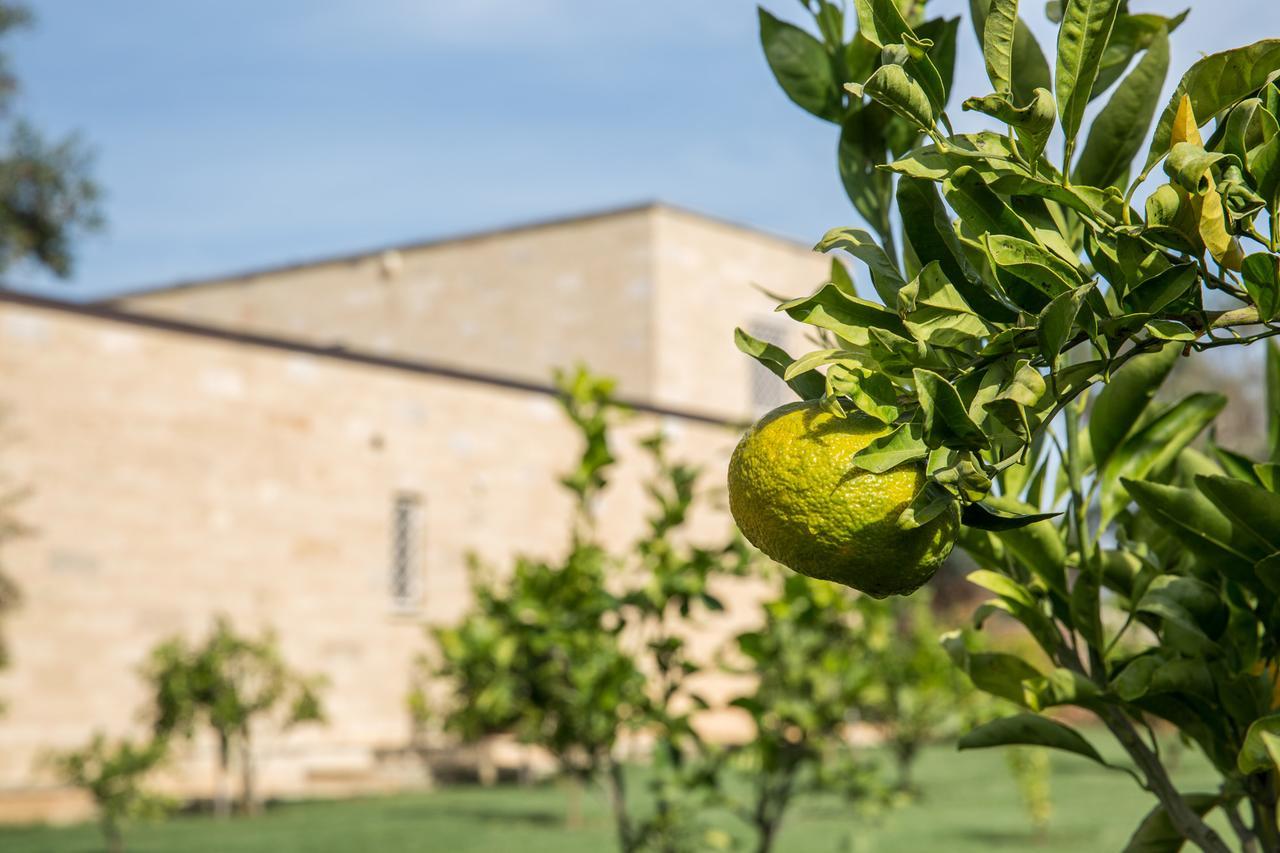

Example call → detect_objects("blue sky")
8 0 1272 299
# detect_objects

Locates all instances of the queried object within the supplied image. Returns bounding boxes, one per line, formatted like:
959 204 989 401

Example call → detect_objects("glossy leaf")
1242 253 1280 322
1145 39 1280 174
1100 393 1226 524
982 0 1020 94
1123 478 1268 566
734 328 826 401
849 421 929 473
759 8 840 121
1238 714 1280 774
958 713 1106 764
914 368 989 450
969 0 1053 107
847 64 935 133
814 226 907 303
1195 475 1280 552
961 501 1060 531
779 283 908 345
1073 25 1169 188
1055 0 1123 158
1121 795 1219 853
1089 342 1179 470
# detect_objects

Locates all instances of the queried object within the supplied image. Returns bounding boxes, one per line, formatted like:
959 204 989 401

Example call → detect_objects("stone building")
0 203 827 821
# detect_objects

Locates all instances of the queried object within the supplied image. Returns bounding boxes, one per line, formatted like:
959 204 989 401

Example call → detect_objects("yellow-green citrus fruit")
728 400 957 597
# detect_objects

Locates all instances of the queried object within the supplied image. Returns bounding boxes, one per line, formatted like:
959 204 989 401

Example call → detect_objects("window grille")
747 318 793 416
390 493 422 611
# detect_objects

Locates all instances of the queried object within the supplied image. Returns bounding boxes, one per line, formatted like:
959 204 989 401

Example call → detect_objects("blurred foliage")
51 734 171 853
143 617 325 817
0 2 100 279
724 573 897 853
425 367 749 851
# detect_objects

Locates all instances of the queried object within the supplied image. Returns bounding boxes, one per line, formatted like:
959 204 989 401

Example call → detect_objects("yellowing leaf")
1196 186 1234 264
1171 94 1202 148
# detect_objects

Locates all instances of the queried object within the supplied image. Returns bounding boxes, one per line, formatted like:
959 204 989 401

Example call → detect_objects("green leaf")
1121 795 1218 853
1123 262 1197 315
914 368 988 450
1055 0 1123 159
1124 478 1267 566
896 176 1016 322
839 110 894 242
847 64 934 133
982 0 1020 94
1089 342 1179 470
734 328 826 401
1238 714 1280 774
1100 393 1226 524
849 421 929 473
814 226 908 303
1144 319 1196 342
853 0 948 116
1270 343 1280 463
969 0 1053 108
962 501 1060 531
758 8 840 121
1073 25 1169 188
958 713 1106 765
1242 253 1280 322
984 494 1068 596
1037 283 1093 376
899 480 959 529
1195 475 1280 552
827 364 901 424
779 283 908 345
1145 39 1280 175
986 233 1081 305
963 88 1056 168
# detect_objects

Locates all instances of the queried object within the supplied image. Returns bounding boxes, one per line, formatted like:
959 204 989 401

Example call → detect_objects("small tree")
726 573 893 853
52 734 170 853
429 368 749 851
144 617 325 817
855 589 975 793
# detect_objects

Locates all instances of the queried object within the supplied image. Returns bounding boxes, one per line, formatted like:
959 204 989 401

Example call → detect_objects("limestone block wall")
0 297 762 819
114 208 660 403
112 205 828 423
650 207 828 419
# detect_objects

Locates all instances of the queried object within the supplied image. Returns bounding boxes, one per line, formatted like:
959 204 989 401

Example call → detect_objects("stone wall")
0 296 763 821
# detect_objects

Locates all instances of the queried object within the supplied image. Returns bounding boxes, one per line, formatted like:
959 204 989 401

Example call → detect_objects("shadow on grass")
389 803 565 827
958 826 1098 847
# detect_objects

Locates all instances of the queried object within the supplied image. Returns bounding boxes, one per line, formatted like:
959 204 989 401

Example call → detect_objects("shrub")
754 1 1280 849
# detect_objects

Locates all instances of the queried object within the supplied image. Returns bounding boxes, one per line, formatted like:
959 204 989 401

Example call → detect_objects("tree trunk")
605 761 635 852
101 816 124 853
1249 774 1280 853
239 726 258 817
894 740 918 793
1099 708 1232 853
214 731 232 819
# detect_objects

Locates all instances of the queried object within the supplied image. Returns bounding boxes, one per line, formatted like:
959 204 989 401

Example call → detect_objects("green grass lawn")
0 738 1233 853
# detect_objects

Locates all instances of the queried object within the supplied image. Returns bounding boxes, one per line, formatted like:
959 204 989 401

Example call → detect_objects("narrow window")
747 318 792 416
390 493 422 611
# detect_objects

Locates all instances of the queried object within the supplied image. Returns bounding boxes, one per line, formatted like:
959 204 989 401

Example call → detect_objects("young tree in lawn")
428 368 749 851
52 734 170 853
751 1 1280 849
144 617 325 817
725 572 892 853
